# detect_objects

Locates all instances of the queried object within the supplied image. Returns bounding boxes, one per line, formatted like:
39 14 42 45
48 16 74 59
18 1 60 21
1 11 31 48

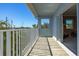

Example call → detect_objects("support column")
57 15 63 42
77 4 79 56
52 15 63 42
50 17 54 37
38 18 41 36
49 18 53 36
52 16 58 40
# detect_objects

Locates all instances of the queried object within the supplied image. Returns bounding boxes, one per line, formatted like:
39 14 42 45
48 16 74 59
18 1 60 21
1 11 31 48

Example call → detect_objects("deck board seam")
27 37 40 56
46 37 53 56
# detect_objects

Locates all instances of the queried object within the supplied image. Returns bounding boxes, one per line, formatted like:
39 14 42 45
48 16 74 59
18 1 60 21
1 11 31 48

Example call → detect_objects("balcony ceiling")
63 4 76 16
27 3 61 18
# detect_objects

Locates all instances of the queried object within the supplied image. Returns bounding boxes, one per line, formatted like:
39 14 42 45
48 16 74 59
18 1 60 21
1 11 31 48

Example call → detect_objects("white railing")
20 29 39 55
0 29 39 56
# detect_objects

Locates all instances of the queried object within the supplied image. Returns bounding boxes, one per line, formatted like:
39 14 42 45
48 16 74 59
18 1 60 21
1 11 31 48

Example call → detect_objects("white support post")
52 16 58 40
50 17 54 37
16 31 18 56
6 31 11 56
12 31 15 56
0 31 3 56
58 15 63 42
49 18 53 36
56 16 60 41
52 15 63 42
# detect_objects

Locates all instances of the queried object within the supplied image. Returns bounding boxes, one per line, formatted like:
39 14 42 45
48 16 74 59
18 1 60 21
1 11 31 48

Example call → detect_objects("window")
66 19 73 29
41 19 49 29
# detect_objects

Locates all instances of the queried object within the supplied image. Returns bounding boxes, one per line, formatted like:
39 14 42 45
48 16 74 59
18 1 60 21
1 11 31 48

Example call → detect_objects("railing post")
20 30 22 56
12 31 15 56
16 31 18 56
0 31 3 56
6 31 11 56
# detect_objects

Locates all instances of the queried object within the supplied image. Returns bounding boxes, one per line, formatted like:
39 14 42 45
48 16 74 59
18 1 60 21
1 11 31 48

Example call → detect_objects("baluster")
6 31 11 56
16 31 18 56
12 31 15 56
0 31 3 56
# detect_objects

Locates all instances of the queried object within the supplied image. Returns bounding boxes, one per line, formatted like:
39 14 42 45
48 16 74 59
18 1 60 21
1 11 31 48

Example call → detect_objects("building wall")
51 4 75 45
51 3 79 55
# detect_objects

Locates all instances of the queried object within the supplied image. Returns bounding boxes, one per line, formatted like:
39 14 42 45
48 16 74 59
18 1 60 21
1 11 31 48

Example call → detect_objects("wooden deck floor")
27 37 69 56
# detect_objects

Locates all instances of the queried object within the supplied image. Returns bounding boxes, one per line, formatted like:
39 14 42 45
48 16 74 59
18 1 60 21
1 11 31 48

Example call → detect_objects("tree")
32 24 38 28
32 23 48 29
0 20 10 29
41 22 48 29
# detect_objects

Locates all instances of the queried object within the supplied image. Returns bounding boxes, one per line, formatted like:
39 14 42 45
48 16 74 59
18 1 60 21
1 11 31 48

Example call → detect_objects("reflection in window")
41 19 49 29
66 19 73 29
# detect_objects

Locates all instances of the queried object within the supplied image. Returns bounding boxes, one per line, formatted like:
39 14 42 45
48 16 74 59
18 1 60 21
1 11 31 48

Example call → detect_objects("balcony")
0 29 72 56
0 3 77 56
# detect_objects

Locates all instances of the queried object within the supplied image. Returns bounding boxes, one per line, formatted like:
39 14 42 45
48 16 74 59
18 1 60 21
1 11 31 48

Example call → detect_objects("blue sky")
0 3 38 27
